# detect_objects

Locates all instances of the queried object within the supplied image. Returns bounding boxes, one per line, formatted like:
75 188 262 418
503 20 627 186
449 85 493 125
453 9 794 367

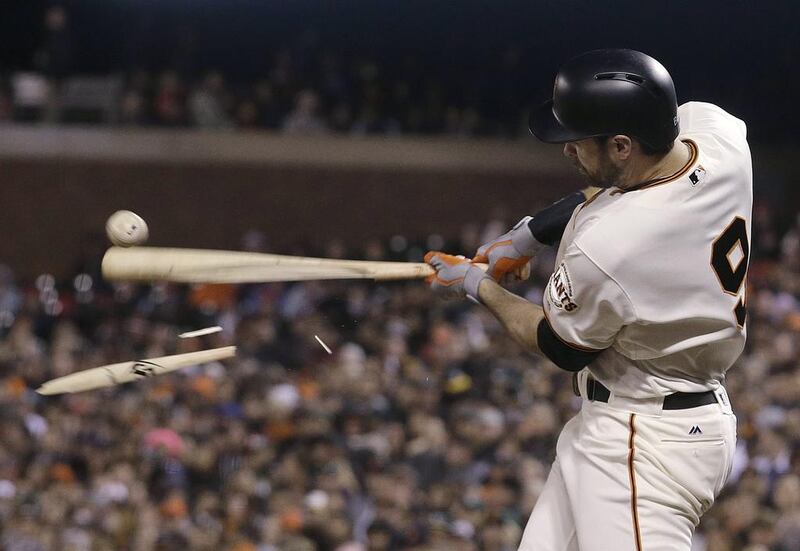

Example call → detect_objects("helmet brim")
529 100 589 144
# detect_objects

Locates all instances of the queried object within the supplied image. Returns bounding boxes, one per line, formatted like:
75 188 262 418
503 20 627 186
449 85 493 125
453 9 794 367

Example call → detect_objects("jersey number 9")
711 216 749 328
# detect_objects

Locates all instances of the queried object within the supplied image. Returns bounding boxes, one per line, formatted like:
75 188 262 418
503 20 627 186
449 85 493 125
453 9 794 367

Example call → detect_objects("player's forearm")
477 278 545 355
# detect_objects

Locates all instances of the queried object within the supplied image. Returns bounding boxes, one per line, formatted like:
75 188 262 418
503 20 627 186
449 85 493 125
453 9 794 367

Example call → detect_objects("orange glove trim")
432 275 466 287
483 239 514 255
424 251 471 288
424 251 470 266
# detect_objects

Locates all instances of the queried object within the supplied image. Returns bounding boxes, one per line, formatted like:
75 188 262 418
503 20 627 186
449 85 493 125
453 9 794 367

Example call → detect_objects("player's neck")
617 140 691 190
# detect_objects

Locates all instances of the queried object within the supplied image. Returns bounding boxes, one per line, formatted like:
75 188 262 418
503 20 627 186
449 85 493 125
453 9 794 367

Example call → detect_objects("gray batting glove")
473 216 544 281
424 251 489 301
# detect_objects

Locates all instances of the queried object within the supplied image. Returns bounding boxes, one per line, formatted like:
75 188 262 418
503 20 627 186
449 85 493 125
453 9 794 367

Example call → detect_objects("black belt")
573 374 718 410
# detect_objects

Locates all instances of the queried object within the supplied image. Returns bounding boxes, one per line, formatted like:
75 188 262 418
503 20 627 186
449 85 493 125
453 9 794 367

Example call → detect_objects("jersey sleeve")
678 102 748 143
538 244 635 368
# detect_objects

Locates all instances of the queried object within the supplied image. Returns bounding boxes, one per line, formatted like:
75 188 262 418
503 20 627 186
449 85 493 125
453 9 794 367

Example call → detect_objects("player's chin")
575 167 611 188
570 160 608 187
586 168 620 188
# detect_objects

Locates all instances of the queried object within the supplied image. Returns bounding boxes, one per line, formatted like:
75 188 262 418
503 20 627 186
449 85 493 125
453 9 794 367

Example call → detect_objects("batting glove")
473 216 544 281
424 251 489 301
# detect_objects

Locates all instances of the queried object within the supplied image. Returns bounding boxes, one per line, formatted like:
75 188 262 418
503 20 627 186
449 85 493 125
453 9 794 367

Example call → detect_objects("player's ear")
609 135 633 161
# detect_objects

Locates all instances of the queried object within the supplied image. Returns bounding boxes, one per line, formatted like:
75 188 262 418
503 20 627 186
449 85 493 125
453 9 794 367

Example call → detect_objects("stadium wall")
0 126 793 279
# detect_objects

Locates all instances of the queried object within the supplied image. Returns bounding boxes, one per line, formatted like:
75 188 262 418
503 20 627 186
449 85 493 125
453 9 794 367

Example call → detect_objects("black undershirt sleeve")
536 317 603 372
527 191 587 246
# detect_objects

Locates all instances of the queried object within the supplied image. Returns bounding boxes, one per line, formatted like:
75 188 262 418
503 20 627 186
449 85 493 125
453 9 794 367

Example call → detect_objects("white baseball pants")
518 381 736 551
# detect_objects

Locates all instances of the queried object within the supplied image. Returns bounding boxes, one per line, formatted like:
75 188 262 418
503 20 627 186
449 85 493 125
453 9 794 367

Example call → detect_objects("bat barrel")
102 247 441 283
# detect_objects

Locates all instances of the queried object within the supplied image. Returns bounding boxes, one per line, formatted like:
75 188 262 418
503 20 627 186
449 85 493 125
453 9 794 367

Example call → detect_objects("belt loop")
713 387 733 415
587 376 596 401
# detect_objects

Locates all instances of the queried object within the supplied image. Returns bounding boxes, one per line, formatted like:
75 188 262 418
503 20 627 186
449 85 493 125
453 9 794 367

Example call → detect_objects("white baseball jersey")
543 101 753 398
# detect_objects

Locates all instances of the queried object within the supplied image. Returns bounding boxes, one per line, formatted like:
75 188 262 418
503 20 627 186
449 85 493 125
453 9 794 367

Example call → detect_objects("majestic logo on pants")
547 262 578 312
689 425 703 435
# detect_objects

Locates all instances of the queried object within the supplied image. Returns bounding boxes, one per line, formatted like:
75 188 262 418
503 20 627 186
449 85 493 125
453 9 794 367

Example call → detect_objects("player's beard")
574 151 623 188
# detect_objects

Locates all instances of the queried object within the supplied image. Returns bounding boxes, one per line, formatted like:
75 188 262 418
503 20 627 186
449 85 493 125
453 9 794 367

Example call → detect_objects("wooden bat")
36 346 236 395
102 246 488 284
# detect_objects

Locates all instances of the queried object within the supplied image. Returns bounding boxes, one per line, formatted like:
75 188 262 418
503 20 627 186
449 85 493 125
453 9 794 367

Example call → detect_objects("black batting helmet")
530 49 679 150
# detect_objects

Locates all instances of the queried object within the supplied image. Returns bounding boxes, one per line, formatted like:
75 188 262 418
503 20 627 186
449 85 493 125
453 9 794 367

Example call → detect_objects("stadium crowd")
3 4 794 144
0 203 799 551
1 56 523 138
0 4 529 138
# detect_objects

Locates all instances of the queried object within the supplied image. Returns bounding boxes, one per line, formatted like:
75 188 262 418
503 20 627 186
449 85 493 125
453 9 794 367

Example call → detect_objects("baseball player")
425 49 751 550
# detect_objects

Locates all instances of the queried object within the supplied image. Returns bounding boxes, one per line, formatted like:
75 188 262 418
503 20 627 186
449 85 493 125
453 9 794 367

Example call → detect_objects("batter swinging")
425 49 751 550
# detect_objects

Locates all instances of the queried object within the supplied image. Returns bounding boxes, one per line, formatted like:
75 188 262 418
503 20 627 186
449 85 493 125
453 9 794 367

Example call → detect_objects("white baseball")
105 210 149 247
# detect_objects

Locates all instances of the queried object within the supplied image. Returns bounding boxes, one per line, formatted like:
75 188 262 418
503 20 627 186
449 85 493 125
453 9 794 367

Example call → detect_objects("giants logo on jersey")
547 262 578 312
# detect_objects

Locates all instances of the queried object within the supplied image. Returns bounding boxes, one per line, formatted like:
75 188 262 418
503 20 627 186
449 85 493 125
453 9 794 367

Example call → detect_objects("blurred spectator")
189 72 232 129
118 71 152 126
154 71 186 126
282 89 328 135
445 107 482 138
11 72 50 122
350 105 401 136
119 89 147 126
235 99 260 129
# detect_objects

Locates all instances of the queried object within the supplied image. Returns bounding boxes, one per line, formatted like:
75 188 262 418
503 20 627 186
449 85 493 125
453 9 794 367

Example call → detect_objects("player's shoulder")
678 102 749 154
678 102 752 196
